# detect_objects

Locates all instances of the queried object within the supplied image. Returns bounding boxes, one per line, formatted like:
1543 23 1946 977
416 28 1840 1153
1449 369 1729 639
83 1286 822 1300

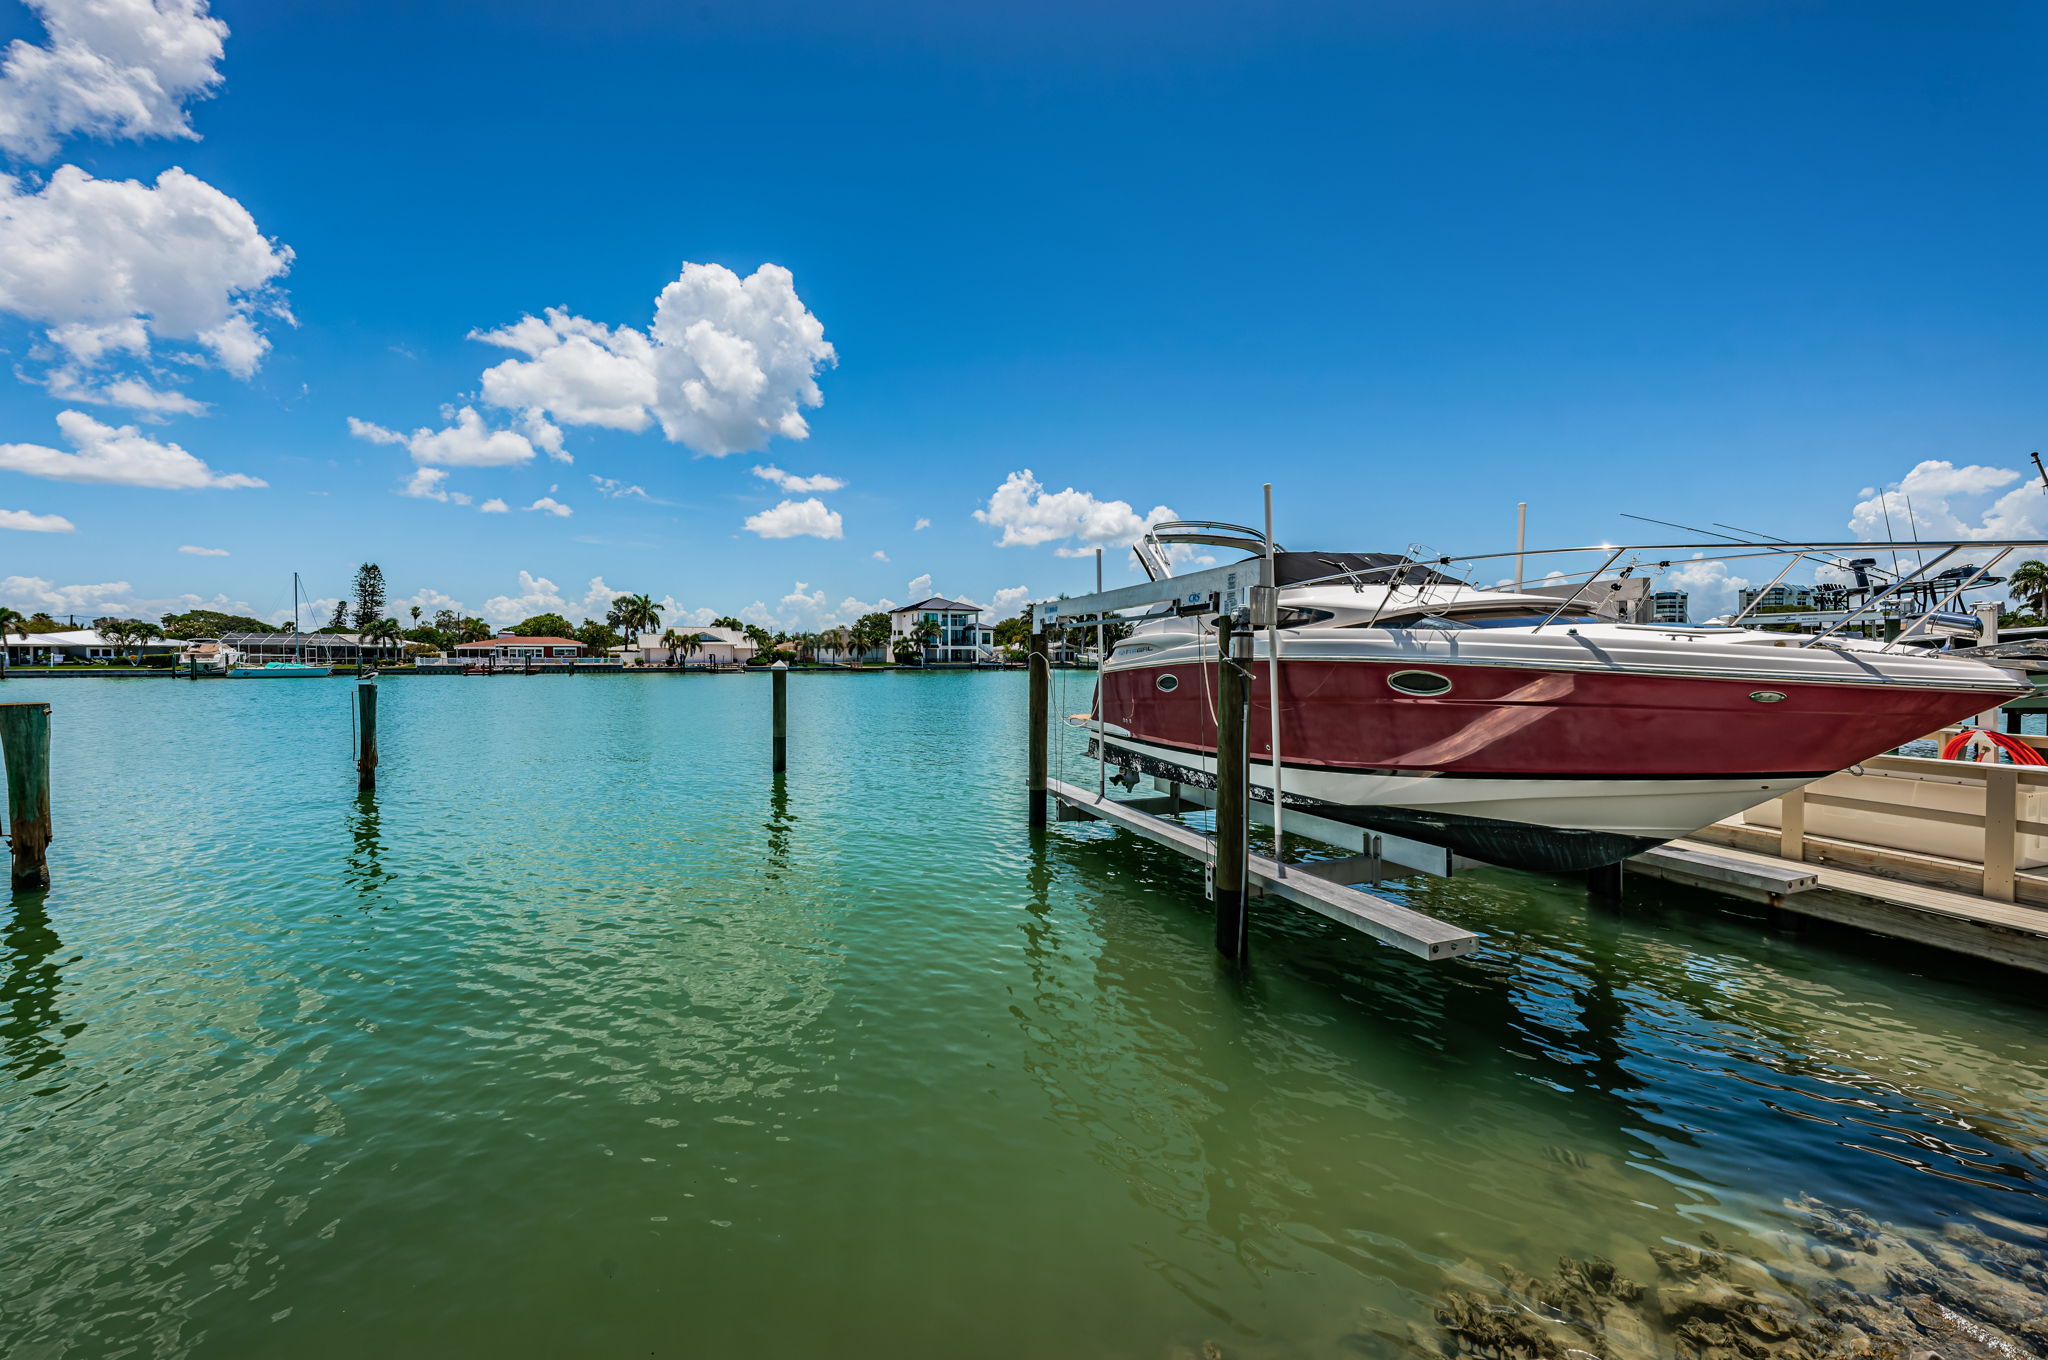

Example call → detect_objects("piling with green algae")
0 701 52 890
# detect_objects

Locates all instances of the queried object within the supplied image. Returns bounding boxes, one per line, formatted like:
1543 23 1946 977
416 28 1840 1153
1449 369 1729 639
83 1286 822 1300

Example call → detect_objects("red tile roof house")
450 635 588 664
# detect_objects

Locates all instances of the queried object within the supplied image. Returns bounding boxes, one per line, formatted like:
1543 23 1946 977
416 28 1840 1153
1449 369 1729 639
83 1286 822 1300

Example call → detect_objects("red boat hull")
1102 659 2005 778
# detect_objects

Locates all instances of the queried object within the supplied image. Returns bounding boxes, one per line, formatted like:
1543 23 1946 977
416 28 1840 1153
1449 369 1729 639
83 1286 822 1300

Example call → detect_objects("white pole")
1265 483 1283 861
1515 502 1527 587
1096 547 1107 797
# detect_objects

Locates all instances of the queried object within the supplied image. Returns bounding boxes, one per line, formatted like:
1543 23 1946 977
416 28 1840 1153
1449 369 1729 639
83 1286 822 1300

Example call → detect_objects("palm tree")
659 626 686 665
456 616 493 644
363 617 403 654
909 617 940 665
679 632 703 667
0 605 22 676
409 605 423 627
2009 560 2048 621
817 626 848 665
848 614 890 667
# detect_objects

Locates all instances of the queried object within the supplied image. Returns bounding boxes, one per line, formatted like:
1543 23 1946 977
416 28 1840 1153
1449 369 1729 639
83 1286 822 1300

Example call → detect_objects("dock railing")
1698 733 2048 906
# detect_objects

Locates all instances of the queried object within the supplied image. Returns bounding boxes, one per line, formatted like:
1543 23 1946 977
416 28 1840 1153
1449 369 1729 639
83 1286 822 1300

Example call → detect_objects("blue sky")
0 0 2043 628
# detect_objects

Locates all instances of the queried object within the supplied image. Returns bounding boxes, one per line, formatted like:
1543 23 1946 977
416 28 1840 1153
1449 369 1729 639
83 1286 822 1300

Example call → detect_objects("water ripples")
0 673 2043 1357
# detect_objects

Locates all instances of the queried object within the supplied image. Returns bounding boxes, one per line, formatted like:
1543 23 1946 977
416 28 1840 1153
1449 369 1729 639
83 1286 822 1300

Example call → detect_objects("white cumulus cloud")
0 409 260 487
1848 459 2048 544
744 496 842 539
478 497 508 514
525 496 571 517
0 166 291 398
903 573 934 601
974 469 1174 551
379 262 834 465
474 308 655 432
913 516 930 531
987 585 1032 619
0 506 73 531
0 0 228 162
176 543 226 555
752 464 844 493
399 466 472 505
349 406 534 468
871 549 888 562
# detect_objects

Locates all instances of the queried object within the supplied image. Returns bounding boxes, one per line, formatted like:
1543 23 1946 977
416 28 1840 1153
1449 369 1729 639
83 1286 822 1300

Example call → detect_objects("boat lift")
1024 501 2039 965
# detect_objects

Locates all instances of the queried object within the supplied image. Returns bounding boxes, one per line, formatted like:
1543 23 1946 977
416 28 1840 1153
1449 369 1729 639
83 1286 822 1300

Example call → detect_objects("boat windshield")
1372 607 1601 630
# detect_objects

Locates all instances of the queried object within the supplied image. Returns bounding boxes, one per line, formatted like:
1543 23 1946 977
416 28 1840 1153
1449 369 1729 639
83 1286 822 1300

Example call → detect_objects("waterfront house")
2 628 178 665
453 633 587 662
220 631 412 666
889 597 996 664
617 627 758 667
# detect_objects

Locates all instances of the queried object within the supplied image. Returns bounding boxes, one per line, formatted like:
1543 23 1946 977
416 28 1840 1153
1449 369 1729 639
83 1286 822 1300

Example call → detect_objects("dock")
1046 777 1480 960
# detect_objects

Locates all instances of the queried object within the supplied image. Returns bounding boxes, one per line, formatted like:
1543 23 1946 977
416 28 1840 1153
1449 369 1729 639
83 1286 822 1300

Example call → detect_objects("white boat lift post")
1025 532 1480 964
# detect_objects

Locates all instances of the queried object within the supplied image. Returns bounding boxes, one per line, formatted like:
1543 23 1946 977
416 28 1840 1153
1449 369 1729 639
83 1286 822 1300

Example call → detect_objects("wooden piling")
355 683 379 791
771 660 788 773
1027 630 1049 827
1588 860 1626 900
1 701 52 890
1214 616 1251 959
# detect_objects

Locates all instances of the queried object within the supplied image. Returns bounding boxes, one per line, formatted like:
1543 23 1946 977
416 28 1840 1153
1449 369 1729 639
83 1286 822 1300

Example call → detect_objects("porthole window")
1155 673 1179 692
1387 669 1452 697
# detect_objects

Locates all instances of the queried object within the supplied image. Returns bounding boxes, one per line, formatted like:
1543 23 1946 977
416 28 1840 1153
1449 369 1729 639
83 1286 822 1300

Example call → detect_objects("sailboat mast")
293 572 303 662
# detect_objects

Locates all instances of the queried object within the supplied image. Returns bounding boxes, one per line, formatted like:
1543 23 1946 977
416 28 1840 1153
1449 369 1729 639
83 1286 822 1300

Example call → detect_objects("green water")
2 673 2045 1357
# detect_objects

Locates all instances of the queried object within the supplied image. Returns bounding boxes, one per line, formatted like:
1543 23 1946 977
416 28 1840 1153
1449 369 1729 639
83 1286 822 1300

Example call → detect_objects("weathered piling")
1214 615 1252 959
1027 630 1049 827
771 660 788 773
355 683 378 791
1 701 52 890
1588 861 1625 900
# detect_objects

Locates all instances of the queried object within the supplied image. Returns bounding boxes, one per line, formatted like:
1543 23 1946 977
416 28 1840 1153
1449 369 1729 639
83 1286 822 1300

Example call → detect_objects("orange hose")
1938 728 2047 765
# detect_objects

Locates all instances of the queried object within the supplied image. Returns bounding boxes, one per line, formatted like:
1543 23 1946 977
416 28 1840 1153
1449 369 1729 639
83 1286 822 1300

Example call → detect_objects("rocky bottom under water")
1354 1197 2048 1360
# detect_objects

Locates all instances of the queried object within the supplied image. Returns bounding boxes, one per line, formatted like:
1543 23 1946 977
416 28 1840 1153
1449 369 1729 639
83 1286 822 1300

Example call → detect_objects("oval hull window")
1749 690 1786 704
1155 673 1179 692
1387 669 1453 696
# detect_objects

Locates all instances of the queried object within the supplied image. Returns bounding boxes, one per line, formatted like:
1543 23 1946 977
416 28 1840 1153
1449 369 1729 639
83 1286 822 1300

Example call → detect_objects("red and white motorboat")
1085 525 2031 873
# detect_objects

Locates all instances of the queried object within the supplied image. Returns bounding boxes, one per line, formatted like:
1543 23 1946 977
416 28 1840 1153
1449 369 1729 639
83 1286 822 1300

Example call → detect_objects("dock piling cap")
770 660 788 670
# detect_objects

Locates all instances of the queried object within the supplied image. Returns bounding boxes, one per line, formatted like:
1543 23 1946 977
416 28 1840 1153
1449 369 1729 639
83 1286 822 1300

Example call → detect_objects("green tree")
409 605 423 627
511 612 577 638
24 612 58 633
607 593 661 640
2008 560 2048 620
743 623 773 655
455 616 493 644
848 612 891 666
0 606 23 671
352 563 387 631
711 616 744 630
909 617 940 663
891 635 922 665
363 618 403 648
96 617 154 665
326 598 350 631
160 608 277 640
575 619 621 658
993 615 1030 649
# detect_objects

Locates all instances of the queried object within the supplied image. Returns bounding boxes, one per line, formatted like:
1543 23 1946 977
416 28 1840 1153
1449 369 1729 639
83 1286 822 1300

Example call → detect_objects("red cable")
1939 729 2046 765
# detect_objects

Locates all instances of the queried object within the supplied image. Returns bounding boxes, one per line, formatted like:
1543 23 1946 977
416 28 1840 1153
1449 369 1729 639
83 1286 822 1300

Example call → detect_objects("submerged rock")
1408 1198 2048 1360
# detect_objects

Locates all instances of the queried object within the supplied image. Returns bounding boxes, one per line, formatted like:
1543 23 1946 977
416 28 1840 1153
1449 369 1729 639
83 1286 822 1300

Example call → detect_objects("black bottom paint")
1090 741 1664 875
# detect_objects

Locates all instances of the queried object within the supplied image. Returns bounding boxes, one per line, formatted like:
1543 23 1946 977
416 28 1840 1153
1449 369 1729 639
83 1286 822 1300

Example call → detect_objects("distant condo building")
1649 590 1689 623
1737 584 1819 612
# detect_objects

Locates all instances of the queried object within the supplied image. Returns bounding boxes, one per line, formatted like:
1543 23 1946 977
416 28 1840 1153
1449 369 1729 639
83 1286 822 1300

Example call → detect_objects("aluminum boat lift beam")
1046 776 1481 961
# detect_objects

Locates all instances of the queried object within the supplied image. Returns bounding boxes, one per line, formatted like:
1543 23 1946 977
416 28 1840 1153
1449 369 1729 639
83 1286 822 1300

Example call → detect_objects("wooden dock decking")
1654 830 2048 975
